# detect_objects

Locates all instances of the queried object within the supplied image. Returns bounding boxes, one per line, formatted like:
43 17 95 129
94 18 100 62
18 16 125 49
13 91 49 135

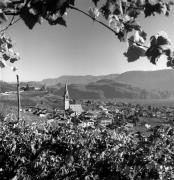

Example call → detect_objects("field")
0 91 64 109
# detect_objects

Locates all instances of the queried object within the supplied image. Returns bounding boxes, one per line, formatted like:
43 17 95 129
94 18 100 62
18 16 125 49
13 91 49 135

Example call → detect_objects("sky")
1 0 174 82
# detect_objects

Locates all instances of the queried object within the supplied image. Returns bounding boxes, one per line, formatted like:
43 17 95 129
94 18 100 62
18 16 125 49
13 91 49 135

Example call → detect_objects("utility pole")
16 74 20 121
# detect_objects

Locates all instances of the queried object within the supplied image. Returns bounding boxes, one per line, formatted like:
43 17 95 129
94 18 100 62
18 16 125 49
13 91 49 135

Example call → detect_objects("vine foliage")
0 0 174 68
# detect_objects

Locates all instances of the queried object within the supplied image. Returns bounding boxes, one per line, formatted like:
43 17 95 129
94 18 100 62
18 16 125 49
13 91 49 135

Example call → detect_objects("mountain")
115 69 174 91
2 69 174 100
47 79 161 100
0 81 16 92
42 74 120 86
42 69 174 91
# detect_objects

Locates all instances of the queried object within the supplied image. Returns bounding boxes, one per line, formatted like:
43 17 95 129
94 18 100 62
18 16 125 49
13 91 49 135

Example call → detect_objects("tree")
0 0 174 69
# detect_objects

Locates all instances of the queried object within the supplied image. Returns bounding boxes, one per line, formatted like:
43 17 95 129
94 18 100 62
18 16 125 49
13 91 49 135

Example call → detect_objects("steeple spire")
65 83 69 99
64 84 70 110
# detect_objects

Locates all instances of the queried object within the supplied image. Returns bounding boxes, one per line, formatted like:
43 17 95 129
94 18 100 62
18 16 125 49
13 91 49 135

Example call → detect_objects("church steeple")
64 84 70 110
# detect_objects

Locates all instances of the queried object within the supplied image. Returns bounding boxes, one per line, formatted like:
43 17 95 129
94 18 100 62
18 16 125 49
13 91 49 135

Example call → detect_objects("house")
70 104 83 115
79 120 95 128
124 123 134 130
98 117 113 127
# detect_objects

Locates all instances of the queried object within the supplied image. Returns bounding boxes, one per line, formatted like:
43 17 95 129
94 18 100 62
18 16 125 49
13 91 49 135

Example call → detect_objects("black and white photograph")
0 0 174 179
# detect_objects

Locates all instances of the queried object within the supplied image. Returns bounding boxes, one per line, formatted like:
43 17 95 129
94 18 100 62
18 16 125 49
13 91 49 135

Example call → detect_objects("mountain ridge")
1 69 174 100
41 69 174 91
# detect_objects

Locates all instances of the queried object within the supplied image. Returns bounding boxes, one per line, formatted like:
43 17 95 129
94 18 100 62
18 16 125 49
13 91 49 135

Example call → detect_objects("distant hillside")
42 74 120 86
2 69 174 100
20 81 43 87
47 80 162 100
0 81 16 92
115 69 174 91
42 69 174 91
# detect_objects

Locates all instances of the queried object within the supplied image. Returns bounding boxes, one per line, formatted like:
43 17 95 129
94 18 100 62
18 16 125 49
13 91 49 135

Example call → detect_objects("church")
64 84 83 115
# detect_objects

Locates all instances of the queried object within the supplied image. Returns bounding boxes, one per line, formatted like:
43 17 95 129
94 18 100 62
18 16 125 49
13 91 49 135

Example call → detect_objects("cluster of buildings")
24 84 174 130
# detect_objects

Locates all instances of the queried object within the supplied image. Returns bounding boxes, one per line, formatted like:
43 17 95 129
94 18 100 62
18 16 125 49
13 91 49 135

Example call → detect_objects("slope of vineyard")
0 120 174 180
0 91 64 110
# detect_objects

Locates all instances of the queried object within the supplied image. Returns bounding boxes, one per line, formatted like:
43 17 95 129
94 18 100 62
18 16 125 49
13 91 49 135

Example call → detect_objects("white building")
64 84 70 110
63 84 83 115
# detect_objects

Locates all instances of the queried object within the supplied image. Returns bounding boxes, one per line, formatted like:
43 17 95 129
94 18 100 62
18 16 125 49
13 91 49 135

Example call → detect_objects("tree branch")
68 5 118 36
0 17 21 33
4 10 21 16
68 5 149 49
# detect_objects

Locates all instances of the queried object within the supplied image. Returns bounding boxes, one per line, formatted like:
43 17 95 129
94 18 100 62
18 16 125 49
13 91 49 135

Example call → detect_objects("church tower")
64 84 70 110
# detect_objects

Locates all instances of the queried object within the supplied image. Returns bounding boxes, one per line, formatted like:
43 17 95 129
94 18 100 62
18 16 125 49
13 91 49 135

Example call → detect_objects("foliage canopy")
0 0 174 69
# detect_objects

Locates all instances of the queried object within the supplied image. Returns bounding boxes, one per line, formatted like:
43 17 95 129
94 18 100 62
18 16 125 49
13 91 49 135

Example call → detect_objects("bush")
0 120 174 180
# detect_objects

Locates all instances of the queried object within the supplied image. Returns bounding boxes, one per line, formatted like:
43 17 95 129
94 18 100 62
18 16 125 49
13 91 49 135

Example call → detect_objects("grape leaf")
3 53 10 61
124 19 141 32
0 0 11 9
20 7 38 29
126 7 141 18
10 57 18 63
145 47 162 65
144 1 170 17
45 0 68 14
100 4 110 19
124 45 146 62
49 16 67 26
146 32 171 65
69 0 75 6
0 10 7 24
0 60 5 68
92 0 100 6
88 7 100 19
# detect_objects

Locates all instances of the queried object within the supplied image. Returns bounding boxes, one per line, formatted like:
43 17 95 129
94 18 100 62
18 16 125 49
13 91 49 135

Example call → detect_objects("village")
22 84 174 132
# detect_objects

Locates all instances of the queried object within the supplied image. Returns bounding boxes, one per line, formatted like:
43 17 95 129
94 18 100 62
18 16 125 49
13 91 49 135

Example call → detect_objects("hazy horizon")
2 68 172 83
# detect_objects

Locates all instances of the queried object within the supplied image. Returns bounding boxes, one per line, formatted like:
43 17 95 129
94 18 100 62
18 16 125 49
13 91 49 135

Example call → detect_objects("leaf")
144 2 171 17
136 0 145 6
49 16 67 26
145 47 162 65
117 29 128 42
128 30 146 46
10 57 18 63
0 0 11 9
124 19 141 32
127 7 141 19
0 60 6 68
88 7 100 19
20 7 38 29
6 38 13 49
146 31 171 65
92 0 100 6
100 4 110 19
109 15 124 33
2 53 10 61
45 0 68 14
0 9 7 24
124 45 146 62
69 0 75 6
30 0 45 16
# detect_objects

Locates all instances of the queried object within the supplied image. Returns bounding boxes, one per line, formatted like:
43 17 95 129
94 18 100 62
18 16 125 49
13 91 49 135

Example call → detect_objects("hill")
42 74 120 86
0 81 16 92
0 91 64 110
116 69 174 91
47 80 161 100
1 69 174 104
41 69 174 91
